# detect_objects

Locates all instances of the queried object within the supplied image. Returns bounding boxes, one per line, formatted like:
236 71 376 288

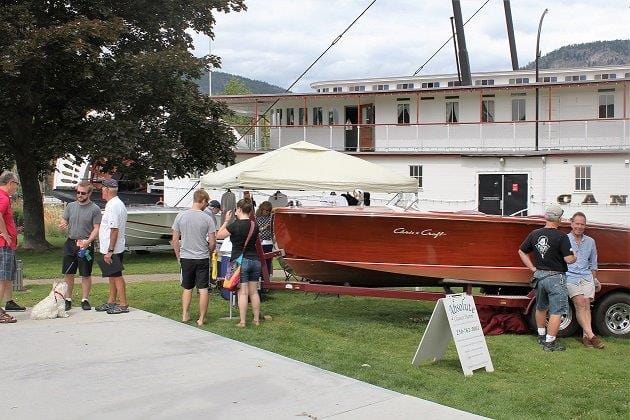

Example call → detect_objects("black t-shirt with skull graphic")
519 227 573 272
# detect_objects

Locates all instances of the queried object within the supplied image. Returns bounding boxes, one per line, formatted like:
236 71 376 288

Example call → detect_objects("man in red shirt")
0 171 24 323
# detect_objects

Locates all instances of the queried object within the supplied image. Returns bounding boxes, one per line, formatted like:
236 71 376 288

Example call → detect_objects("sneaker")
543 340 566 352
537 334 546 345
107 305 129 314
581 336 594 348
589 335 605 349
81 300 91 311
95 302 114 312
4 300 26 311
65 300 72 311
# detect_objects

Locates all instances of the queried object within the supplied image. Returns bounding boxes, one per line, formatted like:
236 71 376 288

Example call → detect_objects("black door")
478 174 528 216
344 106 358 151
503 174 528 216
478 174 502 215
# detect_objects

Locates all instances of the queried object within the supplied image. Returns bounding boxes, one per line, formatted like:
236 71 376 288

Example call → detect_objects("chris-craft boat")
273 206 630 288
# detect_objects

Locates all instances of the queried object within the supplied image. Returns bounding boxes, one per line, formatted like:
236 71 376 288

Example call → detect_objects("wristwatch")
107 248 114 253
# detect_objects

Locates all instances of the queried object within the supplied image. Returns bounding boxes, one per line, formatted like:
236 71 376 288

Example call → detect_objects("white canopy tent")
200 141 418 193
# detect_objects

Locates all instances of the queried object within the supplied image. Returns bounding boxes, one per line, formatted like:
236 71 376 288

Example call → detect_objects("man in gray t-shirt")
172 189 216 326
58 181 102 311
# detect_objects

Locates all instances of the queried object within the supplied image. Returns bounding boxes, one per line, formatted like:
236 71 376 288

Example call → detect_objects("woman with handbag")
217 198 261 327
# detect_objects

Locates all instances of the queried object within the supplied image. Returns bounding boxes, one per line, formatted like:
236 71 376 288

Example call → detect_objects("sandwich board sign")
411 293 494 376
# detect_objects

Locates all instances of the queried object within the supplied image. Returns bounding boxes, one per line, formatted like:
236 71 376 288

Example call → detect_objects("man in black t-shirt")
518 205 576 352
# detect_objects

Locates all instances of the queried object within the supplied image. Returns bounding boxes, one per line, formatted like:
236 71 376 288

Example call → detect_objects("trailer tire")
527 300 579 337
593 292 630 337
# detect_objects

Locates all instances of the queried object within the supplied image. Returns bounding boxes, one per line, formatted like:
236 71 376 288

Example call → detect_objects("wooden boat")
273 206 630 288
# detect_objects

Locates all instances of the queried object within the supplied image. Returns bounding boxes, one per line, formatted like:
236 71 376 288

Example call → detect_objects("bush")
12 202 24 226
44 204 65 237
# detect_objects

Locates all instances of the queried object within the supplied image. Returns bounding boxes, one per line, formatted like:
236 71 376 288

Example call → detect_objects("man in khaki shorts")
566 212 603 349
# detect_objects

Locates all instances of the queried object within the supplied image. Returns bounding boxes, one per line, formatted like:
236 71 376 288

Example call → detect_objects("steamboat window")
321 87 329 93
509 77 529 84
595 73 616 80
448 81 462 87
511 98 526 121
298 108 306 125
540 76 557 83
421 82 439 88
332 86 342 92
564 75 586 82
373 84 389 91
349 85 365 92
482 99 495 123
312 107 323 125
397 103 410 124
274 109 283 125
575 166 591 191
396 83 414 90
286 108 294 125
474 79 494 86
328 108 339 124
446 101 459 123
409 165 423 188
598 93 615 118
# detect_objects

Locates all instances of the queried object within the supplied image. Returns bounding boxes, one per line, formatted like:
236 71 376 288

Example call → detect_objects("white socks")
537 328 546 336
546 334 556 343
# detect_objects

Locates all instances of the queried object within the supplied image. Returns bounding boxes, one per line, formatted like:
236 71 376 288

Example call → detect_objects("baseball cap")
102 179 118 188
208 200 221 209
544 204 564 221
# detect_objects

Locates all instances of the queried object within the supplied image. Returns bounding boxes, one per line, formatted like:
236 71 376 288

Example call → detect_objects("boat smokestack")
451 0 472 86
503 0 519 70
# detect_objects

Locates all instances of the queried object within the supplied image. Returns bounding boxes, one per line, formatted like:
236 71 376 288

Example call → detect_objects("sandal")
253 320 260 326
0 312 17 324
235 322 246 328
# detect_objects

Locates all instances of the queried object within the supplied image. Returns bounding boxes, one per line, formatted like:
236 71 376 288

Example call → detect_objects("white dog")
30 282 69 320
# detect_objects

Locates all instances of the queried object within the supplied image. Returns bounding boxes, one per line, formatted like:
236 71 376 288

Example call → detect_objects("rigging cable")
232 0 377 145
412 0 490 76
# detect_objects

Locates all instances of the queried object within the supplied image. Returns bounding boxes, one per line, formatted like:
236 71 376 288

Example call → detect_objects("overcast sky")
191 0 630 92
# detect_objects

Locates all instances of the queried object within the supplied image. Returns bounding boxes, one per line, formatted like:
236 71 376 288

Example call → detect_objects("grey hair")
0 171 18 186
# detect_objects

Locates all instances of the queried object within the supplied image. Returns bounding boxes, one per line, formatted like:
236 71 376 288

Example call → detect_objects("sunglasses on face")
76 191 88 196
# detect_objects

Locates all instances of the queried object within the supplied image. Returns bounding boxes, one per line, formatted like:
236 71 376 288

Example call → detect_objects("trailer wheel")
527 300 579 337
593 293 630 337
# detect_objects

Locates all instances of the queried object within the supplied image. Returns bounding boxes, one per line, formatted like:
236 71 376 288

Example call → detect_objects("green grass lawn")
13 282 629 419
17 236 180 279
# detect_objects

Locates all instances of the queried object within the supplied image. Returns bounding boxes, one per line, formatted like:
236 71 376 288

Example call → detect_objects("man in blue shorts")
0 171 23 322
172 189 216 325
518 205 576 351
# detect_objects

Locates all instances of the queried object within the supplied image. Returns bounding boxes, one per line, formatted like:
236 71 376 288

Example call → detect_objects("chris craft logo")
393 227 446 239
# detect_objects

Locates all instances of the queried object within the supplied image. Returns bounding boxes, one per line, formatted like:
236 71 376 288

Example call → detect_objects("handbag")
222 221 255 292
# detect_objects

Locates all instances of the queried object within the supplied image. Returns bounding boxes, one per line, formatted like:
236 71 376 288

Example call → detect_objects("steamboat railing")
233 118 630 152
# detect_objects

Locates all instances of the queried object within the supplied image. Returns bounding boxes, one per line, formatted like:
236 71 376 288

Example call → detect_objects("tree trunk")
14 153 51 250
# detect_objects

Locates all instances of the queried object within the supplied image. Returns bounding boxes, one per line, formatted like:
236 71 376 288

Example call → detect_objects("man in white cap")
518 204 576 351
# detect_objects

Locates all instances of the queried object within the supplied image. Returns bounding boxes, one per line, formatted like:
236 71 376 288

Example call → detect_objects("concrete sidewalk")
2 309 484 419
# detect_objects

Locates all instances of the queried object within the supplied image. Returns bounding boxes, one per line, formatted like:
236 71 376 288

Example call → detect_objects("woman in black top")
217 198 261 327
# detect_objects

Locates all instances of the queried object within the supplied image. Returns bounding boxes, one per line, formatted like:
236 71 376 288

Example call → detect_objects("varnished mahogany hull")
273 207 630 288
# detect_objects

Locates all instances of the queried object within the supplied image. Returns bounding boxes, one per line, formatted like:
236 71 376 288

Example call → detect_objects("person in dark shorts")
59 181 101 311
172 189 216 325
518 204 576 351
95 179 129 314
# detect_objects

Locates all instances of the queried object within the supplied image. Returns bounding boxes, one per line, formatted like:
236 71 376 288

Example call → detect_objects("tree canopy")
0 1 246 248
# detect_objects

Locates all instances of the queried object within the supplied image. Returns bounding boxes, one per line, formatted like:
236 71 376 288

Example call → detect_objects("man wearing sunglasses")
0 171 24 321
59 181 102 311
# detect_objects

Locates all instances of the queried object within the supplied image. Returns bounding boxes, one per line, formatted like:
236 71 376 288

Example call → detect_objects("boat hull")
273 207 630 288
125 207 181 248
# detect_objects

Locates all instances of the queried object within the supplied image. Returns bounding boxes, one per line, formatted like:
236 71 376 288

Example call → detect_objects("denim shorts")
535 271 569 315
240 257 261 283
